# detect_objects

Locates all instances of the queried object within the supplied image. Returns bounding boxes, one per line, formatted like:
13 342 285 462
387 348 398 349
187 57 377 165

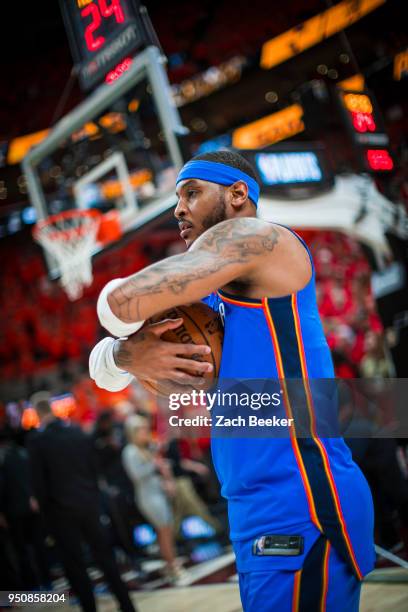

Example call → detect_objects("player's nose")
174 197 188 219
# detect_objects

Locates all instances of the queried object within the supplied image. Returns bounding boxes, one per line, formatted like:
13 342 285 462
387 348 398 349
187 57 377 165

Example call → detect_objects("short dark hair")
191 150 259 184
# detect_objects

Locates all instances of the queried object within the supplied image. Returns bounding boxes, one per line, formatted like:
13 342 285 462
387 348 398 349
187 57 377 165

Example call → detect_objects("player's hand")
112 318 213 385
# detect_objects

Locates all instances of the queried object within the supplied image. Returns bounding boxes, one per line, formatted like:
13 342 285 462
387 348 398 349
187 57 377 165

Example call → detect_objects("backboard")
22 46 187 278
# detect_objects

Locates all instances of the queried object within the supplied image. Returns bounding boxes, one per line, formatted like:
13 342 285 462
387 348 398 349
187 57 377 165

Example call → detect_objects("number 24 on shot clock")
60 0 146 90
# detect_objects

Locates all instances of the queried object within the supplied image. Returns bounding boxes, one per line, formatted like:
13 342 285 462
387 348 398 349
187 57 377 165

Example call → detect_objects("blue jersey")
203 226 375 579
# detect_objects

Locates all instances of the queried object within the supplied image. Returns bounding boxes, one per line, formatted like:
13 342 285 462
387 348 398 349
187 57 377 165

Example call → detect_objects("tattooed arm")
107 218 279 323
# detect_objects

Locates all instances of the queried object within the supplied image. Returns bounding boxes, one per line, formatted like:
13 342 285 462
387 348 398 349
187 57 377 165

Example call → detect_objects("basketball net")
33 209 102 301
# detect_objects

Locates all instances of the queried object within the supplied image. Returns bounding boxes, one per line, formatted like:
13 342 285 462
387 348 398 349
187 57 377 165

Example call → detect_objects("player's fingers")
148 318 184 335
170 343 211 357
173 357 213 374
170 370 206 385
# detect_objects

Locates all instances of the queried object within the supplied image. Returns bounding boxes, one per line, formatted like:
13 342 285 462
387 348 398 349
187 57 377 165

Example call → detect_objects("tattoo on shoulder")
109 219 279 321
196 218 279 258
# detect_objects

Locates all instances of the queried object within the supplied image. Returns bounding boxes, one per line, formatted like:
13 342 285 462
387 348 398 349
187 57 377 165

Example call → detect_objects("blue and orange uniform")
203 228 375 612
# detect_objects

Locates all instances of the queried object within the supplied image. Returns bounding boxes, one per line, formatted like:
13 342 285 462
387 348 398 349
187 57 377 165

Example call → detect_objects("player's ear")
229 180 248 209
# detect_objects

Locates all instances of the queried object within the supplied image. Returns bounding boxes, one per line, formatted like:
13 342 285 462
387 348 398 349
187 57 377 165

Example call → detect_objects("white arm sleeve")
89 337 134 392
97 278 145 337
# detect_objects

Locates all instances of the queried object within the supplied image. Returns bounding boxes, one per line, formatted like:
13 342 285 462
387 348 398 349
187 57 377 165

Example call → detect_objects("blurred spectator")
360 331 392 378
122 415 183 582
92 410 129 490
339 382 408 557
165 436 221 536
91 410 144 567
0 426 51 590
347 435 408 557
28 392 136 612
0 510 21 591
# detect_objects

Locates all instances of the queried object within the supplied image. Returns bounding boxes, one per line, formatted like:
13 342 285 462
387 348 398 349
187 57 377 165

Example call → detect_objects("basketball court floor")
17 552 408 611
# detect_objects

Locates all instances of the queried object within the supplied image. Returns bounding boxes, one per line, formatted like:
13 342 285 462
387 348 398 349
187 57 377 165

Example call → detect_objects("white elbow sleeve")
97 278 145 337
89 337 134 392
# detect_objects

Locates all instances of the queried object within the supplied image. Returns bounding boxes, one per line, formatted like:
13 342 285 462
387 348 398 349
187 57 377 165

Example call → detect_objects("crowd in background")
1 374 408 602
308 230 392 378
0 392 228 603
0 229 392 386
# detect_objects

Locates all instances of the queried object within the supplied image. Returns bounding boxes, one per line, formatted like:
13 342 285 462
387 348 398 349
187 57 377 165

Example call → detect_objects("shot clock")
336 89 394 173
60 0 157 90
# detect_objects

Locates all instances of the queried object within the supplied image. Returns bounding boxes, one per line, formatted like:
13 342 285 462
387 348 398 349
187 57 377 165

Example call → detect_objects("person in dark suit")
27 392 136 612
0 426 51 590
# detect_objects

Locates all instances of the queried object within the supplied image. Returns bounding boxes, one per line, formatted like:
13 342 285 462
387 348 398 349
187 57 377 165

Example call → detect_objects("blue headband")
176 160 260 207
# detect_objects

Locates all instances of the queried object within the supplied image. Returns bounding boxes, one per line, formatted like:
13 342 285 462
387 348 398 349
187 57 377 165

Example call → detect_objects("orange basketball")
139 302 223 397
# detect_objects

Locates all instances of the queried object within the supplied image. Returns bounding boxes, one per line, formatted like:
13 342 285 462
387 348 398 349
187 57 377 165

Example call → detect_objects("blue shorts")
238 536 361 612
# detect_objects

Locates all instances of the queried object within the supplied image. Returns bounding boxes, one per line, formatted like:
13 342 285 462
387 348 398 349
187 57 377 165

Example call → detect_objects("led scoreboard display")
61 0 148 90
340 91 387 145
241 145 334 198
337 89 394 173
255 152 323 186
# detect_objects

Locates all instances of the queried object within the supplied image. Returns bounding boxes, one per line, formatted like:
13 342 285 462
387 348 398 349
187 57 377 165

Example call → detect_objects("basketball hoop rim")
32 208 102 242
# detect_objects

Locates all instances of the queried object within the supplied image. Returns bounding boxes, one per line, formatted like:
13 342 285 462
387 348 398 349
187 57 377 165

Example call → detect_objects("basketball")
139 302 224 397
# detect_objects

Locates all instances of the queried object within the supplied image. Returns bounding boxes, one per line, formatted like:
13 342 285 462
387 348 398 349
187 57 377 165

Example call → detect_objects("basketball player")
89 151 375 611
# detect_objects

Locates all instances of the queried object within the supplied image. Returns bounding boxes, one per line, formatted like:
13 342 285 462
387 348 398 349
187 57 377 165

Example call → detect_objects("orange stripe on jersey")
217 291 263 308
320 540 330 612
262 298 323 532
291 294 363 581
292 569 302 612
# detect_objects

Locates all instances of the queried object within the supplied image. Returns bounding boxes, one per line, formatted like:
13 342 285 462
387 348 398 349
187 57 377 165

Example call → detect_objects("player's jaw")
178 198 226 247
